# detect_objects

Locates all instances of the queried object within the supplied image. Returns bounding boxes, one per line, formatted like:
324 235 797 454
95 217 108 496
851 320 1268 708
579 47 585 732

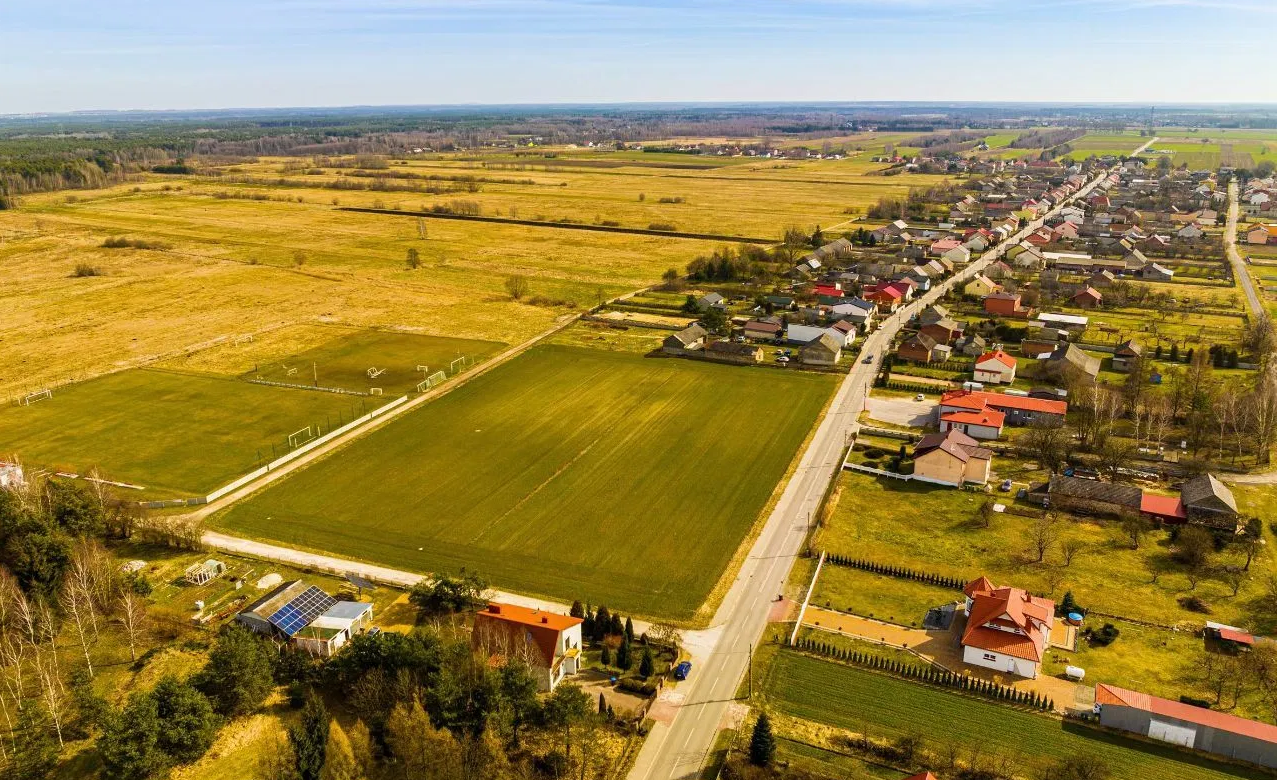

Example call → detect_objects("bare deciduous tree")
1030 514 1058 563
115 587 150 663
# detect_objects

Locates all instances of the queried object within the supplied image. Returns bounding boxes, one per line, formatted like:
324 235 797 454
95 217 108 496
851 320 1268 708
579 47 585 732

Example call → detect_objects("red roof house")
1140 493 1187 523
983 291 1034 318
961 578 1054 678
472 603 584 691
1072 286 1103 308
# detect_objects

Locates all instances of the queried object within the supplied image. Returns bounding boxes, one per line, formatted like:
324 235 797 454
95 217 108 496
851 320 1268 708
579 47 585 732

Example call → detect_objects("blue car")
674 661 692 681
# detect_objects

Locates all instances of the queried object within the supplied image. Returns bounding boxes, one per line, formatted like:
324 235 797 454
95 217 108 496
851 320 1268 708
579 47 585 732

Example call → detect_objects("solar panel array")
268 586 338 637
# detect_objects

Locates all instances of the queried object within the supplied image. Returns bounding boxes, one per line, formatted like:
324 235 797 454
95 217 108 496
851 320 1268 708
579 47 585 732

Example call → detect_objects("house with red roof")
961 578 1054 679
1072 286 1103 308
983 291 1034 319
1024 227 1055 246
939 389 1067 437
1096 683 1277 768
973 350 1017 385
865 283 904 312
472 603 584 691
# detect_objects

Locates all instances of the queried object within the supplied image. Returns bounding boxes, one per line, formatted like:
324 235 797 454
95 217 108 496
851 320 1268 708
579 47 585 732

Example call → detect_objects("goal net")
416 370 447 392
449 355 472 374
288 426 316 449
19 389 52 406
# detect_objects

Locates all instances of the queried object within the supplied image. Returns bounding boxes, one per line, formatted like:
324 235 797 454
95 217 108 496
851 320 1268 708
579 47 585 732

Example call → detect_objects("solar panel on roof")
268 586 337 637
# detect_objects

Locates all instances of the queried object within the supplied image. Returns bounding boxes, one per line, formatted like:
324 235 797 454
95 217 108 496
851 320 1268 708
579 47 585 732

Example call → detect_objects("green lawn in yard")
241 329 504 395
213 344 836 619
816 473 1276 631
0 368 377 497
777 738 907 780
811 566 960 628
766 651 1269 780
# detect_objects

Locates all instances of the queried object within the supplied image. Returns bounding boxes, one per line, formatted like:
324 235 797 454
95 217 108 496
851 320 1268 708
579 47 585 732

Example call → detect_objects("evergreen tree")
497 659 541 748
99 692 166 780
289 693 330 780
616 637 633 671
598 692 607 715
639 647 655 679
10 704 58 780
594 606 611 640
609 612 623 637
570 600 584 618
197 625 275 717
600 645 612 667
749 713 776 767
152 675 219 763
624 616 635 642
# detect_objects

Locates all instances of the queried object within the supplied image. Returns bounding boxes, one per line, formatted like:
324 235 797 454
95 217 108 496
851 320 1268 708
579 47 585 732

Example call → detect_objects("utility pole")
313 362 318 386
748 642 753 699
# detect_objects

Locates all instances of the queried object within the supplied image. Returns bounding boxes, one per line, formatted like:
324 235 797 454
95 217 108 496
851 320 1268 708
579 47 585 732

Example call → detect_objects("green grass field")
240 328 503 395
213 344 836 619
0 368 379 497
766 650 1268 780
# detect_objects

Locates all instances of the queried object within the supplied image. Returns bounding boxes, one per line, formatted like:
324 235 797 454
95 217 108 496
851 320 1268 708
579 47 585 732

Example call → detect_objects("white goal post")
449 355 472 374
416 370 447 392
288 426 315 449
367 366 385 378
369 387 383 396
19 389 52 406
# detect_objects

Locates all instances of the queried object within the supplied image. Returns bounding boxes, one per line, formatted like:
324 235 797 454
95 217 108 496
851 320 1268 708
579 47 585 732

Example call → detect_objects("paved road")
626 166 1115 780
1225 179 1263 317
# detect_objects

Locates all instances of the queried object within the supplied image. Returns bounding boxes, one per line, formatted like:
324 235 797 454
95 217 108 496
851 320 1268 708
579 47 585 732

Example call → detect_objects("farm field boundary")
337 206 778 244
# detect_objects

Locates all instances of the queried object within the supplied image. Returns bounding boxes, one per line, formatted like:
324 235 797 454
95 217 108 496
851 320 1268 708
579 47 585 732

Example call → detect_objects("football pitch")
0 368 382 498
241 329 503 396
213 345 837 619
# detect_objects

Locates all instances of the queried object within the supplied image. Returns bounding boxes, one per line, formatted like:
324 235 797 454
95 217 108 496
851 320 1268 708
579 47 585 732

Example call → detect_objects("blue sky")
0 0 1271 113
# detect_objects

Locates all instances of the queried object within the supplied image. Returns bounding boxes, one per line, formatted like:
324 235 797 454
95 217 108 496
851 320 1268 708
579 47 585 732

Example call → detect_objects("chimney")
540 617 548 624
489 605 500 614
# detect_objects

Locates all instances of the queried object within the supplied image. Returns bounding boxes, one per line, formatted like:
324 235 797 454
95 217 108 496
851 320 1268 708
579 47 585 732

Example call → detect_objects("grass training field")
237 328 503 395
765 650 1268 780
213 344 836 619
0 368 377 497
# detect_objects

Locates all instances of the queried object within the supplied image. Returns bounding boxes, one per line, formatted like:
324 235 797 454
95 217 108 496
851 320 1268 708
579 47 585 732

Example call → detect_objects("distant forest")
2 102 1277 203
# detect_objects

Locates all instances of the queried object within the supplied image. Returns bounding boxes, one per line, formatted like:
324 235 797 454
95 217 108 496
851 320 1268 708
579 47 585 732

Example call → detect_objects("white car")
915 393 926 401
776 356 790 363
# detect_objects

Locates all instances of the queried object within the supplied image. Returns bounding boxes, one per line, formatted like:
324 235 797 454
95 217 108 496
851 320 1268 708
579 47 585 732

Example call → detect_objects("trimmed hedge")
791 638 1053 712
824 553 966 591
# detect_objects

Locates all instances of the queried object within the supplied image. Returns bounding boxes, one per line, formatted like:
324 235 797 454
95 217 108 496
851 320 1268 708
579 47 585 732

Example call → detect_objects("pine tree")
600 645 612 667
639 648 655 679
624 617 635 642
610 613 623 637
570 600 584 618
289 693 330 780
598 692 607 715
595 606 611 640
616 637 632 671
749 713 776 767
320 720 358 780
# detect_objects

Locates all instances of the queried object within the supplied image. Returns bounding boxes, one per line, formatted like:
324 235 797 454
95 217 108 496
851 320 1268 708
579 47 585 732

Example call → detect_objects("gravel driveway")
865 395 936 428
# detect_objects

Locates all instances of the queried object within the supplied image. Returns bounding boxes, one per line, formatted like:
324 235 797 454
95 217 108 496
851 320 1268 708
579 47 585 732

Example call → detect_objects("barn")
1096 684 1277 769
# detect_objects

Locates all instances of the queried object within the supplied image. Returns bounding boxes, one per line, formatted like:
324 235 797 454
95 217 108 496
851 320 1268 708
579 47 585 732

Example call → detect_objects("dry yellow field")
0 151 943 396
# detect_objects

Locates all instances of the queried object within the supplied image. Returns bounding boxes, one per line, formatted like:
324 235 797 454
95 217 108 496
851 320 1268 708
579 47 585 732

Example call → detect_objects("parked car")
1000 479 1013 492
863 353 874 364
776 356 790 363
674 661 692 681
914 393 925 401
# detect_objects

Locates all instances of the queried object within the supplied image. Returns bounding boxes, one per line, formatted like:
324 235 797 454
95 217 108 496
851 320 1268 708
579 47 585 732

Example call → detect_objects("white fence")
192 395 408 505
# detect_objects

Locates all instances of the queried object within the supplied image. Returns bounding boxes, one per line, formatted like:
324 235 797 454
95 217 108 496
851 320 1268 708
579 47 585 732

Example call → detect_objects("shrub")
648 222 678 232
1088 623 1121 647
862 447 886 459
72 263 104 277
1178 595 1211 614
616 678 657 696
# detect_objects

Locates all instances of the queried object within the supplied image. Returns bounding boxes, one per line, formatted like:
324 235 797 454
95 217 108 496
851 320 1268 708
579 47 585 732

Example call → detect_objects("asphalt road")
626 167 1115 780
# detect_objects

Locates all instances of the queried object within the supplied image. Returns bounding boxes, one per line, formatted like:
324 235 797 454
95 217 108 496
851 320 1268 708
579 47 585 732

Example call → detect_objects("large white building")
961 576 1055 679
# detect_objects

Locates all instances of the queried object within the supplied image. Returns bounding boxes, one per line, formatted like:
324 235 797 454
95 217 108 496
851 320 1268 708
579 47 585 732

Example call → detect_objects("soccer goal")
416 370 447 392
288 426 316 449
416 364 429 373
449 355 472 374
19 389 52 406
234 334 254 345
284 365 298 377
369 388 383 396
367 367 385 379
